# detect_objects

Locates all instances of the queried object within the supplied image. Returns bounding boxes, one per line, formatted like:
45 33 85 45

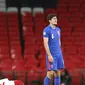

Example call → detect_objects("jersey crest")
57 31 60 36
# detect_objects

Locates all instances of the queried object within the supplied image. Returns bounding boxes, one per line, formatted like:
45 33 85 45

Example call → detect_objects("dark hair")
47 14 57 21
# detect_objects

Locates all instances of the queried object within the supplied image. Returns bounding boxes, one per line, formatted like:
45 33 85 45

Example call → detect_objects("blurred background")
0 0 85 85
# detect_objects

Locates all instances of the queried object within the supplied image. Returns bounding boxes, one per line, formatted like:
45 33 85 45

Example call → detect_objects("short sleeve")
43 28 49 38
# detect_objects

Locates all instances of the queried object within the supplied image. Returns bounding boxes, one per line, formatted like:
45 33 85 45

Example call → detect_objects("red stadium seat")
56 4 67 8
28 73 41 85
24 55 39 71
72 73 80 85
0 59 13 71
69 8 79 13
7 7 22 61
45 8 56 17
12 59 25 71
56 8 67 14
69 4 80 8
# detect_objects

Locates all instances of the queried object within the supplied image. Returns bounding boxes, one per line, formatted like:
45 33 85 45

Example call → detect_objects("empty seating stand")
0 0 85 83
0 7 13 79
7 7 22 59
7 7 25 73
21 7 38 72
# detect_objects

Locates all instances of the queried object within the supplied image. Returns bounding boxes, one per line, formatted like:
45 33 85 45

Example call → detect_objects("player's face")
49 16 57 25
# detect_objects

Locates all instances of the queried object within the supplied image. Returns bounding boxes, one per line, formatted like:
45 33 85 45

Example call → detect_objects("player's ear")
49 20 51 23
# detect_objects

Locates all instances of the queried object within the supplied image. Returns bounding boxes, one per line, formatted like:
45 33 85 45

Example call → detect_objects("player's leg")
53 54 64 85
44 55 55 85
44 70 54 85
54 70 61 85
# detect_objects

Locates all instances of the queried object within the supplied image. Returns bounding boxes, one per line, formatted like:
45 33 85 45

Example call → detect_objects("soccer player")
43 14 64 85
0 78 24 85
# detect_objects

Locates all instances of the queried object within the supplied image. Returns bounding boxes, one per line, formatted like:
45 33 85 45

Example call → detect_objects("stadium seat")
21 7 32 22
56 8 67 14
24 55 39 71
12 59 25 71
28 73 41 85
7 7 22 61
72 72 80 85
45 8 56 17
0 59 13 79
69 4 80 8
33 7 44 16
21 7 32 13
69 8 79 13
56 3 68 9
0 7 10 63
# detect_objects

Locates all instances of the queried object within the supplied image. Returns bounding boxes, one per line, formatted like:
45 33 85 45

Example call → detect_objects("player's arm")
43 37 54 62
43 38 51 56
43 29 54 62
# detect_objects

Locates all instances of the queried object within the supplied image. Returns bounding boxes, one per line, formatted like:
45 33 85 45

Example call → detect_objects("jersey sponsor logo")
52 34 54 39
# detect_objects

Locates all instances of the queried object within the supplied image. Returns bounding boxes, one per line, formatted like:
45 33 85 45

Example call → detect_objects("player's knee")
54 70 60 77
47 71 54 79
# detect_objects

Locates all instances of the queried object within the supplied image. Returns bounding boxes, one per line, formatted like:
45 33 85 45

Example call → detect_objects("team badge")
57 31 60 36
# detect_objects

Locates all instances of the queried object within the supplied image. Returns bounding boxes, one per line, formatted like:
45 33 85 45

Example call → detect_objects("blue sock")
44 76 50 85
54 76 60 85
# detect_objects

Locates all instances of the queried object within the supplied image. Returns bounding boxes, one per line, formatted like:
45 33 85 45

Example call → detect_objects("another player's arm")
43 37 54 62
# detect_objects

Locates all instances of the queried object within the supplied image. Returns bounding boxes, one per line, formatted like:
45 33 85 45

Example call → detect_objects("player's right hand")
48 55 54 62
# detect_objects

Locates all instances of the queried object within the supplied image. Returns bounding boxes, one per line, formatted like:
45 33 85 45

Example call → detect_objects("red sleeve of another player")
14 80 24 85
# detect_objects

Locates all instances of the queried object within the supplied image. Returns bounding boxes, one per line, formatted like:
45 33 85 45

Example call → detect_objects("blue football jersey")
43 25 62 57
